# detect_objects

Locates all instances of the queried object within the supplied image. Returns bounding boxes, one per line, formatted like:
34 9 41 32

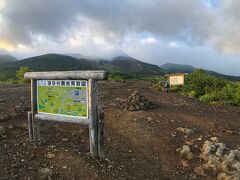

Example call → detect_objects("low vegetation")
149 76 167 90
153 69 240 106
108 72 129 82
0 66 31 84
16 66 31 83
182 69 240 106
0 79 18 84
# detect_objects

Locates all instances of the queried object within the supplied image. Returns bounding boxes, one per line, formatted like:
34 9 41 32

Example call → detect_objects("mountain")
65 53 103 61
97 56 164 78
0 54 98 80
161 63 195 73
1 54 239 81
65 53 85 59
0 55 17 65
0 54 164 80
161 63 240 81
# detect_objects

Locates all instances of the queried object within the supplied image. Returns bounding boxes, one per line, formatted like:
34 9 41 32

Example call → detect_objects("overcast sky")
0 0 240 75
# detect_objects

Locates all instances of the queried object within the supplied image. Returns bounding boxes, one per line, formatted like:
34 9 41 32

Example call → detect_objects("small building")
165 73 188 86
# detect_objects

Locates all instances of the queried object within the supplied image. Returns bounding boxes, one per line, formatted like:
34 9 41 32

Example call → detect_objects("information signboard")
37 80 88 118
169 75 184 86
25 70 107 158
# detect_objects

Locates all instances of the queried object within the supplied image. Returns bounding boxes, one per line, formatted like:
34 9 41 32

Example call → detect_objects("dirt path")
0 81 239 179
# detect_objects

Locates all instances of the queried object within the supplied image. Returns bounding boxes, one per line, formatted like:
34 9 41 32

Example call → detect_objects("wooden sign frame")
24 71 108 158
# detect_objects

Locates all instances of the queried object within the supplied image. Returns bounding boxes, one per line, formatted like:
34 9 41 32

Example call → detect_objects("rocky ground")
0 80 240 179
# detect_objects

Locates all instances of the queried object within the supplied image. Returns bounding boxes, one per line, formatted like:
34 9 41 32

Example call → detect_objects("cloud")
141 37 157 44
0 0 215 48
0 0 240 75
123 38 240 76
167 41 178 48
207 0 240 53
0 0 80 47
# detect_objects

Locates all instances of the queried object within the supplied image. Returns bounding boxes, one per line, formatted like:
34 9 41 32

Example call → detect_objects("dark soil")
0 80 239 179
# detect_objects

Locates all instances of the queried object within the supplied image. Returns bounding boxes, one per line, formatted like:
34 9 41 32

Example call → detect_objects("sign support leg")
27 111 33 141
98 105 104 159
88 78 98 157
31 79 41 143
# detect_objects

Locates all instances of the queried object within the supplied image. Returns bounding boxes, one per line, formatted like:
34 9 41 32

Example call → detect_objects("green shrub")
0 79 18 84
220 84 235 99
183 69 226 97
16 66 31 83
154 69 240 107
199 92 220 103
235 83 240 104
219 83 238 105
108 73 128 82
170 85 183 93
187 90 198 98
151 76 166 90
184 70 240 106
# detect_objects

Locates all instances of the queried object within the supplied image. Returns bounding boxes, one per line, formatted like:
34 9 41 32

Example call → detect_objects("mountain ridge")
0 54 240 81
0 53 164 80
0 54 17 65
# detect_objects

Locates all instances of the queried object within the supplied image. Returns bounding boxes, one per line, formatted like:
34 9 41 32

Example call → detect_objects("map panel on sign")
169 75 184 86
37 80 88 118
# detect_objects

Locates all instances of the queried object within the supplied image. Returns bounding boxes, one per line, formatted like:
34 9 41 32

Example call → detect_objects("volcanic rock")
176 127 194 135
116 89 155 111
180 145 194 160
0 125 6 134
38 168 53 180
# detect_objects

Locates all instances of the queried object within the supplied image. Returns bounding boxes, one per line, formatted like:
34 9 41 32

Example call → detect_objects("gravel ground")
0 80 239 179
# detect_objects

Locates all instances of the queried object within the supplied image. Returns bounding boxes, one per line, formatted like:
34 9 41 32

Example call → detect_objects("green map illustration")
37 85 88 117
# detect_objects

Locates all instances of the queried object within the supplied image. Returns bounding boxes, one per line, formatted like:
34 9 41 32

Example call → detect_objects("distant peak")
111 55 135 62
0 54 17 65
161 63 195 68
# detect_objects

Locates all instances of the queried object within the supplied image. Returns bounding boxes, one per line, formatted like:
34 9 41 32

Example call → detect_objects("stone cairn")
116 89 155 111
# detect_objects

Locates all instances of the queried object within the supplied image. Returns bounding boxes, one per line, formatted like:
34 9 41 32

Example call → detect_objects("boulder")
38 168 53 180
210 137 219 143
176 127 194 135
202 141 217 156
216 143 227 157
180 145 194 160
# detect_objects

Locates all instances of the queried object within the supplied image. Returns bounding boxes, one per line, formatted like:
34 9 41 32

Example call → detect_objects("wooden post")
31 79 41 143
98 105 104 159
28 111 33 141
88 78 98 157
